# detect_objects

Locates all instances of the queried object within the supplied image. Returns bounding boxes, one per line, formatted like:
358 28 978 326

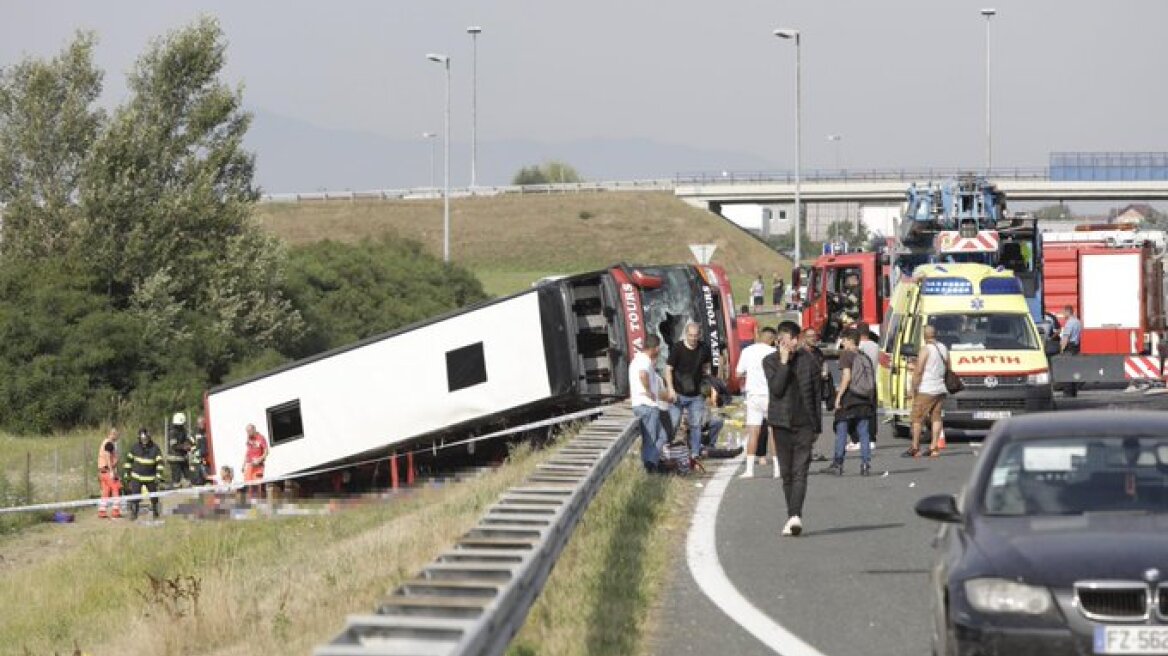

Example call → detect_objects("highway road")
653 390 1168 656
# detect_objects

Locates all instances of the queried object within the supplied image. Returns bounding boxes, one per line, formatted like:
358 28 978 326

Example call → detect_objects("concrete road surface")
653 390 1168 656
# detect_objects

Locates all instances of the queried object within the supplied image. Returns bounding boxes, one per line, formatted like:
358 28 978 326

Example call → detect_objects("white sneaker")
781 516 803 536
740 468 754 479
773 466 781 479
846 442 861 452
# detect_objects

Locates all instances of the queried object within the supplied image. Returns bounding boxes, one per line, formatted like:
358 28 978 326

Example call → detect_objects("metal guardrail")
259 180 674 203
313 404 638 656
674 167 1051 185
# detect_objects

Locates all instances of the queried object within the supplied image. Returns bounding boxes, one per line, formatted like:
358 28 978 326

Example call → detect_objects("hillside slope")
256 192 790 297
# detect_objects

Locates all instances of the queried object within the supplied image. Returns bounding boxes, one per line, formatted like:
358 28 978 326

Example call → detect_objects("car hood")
971 514 1168 587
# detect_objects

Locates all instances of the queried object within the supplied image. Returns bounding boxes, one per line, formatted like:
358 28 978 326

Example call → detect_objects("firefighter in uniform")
167 412 193 487
96 428 123 519
124 428 165 520
189 415 209 486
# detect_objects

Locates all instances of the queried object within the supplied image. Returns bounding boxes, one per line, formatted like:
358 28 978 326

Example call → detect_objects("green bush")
511 160 583 185
279 236 489 360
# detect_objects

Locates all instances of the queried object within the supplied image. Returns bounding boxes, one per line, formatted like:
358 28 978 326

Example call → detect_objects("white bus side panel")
207 293 553 479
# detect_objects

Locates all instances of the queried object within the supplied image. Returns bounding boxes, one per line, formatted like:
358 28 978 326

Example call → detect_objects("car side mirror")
1044 340 1060 357
915 494 962 523
900 343 918 358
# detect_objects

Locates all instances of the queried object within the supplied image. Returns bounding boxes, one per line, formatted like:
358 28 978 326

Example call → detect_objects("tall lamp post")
423 131 437 189
426 53 451 262
467 26 482 188
827 134 843 170
775 28 802 266
981 8 996 173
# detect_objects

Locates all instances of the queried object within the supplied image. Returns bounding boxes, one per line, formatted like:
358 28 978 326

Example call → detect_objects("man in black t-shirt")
665 322 712 456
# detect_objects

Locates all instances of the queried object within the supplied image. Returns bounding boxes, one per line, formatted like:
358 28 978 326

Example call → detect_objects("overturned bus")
202 263 741 488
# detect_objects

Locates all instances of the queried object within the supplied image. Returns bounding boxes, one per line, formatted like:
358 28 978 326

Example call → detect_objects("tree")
0 32 104 258
0 258 146 432
1033 204 1074 222
823 219 870 247
511 160 583 185
280 237 489 360
78 17 301 379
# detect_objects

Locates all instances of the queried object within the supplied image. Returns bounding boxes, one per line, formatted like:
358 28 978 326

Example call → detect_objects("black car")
916 410 1168 656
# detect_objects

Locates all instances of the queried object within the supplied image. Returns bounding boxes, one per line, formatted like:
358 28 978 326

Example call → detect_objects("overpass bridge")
674 167 1168 210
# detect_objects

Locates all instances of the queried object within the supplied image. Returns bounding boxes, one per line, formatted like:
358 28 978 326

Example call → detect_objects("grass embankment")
508 458 699 656
0 439 561 655
255 192 790 299
0 434 96 511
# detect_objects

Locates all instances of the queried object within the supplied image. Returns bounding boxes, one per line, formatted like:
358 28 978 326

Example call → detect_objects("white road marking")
686 460 828 656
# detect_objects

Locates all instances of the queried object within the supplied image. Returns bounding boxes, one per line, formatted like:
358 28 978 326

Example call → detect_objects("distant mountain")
244 109 778 193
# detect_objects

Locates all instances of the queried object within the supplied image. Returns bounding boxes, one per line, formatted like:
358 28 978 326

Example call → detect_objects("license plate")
973 410 1012 420
1096 626 1168 654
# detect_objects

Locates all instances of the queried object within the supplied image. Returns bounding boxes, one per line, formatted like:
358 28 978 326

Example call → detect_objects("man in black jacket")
763 320 822 537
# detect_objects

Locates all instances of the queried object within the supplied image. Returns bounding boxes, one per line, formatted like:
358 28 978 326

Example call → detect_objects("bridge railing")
259 179 675 203
674 167 1051 185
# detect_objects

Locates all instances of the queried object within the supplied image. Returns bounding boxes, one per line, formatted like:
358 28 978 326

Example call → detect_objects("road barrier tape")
0 406 607 516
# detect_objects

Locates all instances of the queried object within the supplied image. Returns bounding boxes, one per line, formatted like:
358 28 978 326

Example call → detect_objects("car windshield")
983 437 1168 516
927 313 1038 351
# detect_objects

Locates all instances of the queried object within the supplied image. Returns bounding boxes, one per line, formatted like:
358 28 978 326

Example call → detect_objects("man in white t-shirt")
629 334 672 472
736 326 778 478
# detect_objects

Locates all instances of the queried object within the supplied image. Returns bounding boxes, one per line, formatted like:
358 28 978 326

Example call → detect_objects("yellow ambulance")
878 263 1056 437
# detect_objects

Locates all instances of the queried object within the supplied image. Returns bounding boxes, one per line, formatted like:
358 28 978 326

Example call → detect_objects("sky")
3 0 1168 186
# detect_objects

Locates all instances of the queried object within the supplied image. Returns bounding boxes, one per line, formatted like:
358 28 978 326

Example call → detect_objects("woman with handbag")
904 325 955 459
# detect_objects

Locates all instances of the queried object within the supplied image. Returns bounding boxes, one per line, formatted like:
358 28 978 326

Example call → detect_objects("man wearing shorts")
907 325 947 458
736 327 778 478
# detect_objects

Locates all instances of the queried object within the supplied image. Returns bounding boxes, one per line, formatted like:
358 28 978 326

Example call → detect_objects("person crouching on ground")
763 321 822 537
695 380 726 456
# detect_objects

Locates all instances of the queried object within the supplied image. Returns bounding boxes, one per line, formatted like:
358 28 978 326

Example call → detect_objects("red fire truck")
797 249 889 342
1042 224 1167 387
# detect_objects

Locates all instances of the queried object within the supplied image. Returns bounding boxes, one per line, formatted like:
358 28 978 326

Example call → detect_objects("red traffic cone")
937 429 948 450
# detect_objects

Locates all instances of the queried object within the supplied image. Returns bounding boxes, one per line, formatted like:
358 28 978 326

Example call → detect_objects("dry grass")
507 457 700 656
255 192 790 299
0 439 562 656
0 430 99 505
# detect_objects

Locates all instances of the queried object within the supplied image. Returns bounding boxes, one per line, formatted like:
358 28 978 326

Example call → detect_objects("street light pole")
427 53 451 262
423 132 437 188
981 8 996 173
467 26 482 188
775 28 802 266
